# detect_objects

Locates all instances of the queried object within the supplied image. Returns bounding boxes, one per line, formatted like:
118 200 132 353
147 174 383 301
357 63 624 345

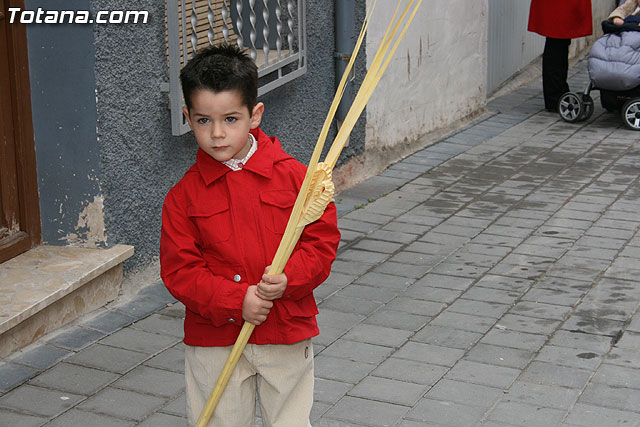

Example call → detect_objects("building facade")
2 0 610 282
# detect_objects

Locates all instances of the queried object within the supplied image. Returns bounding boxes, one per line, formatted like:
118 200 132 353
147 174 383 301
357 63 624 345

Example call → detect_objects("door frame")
0 0 41 263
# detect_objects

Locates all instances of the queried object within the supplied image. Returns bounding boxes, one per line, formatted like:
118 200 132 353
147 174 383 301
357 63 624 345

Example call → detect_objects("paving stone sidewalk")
2 60 640 426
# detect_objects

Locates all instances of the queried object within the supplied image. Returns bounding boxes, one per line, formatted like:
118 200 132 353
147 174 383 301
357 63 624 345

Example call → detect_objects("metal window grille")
165 0 307 136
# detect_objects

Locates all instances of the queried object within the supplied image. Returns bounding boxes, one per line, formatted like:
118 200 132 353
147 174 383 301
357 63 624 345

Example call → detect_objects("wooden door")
0 0 40 263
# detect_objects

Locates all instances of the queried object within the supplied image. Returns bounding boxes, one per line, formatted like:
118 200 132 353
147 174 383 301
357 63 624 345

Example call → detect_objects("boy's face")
183 89 263 163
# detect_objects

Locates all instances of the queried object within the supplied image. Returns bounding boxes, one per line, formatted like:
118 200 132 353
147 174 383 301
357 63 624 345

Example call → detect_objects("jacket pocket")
187 199 232 244
260 190 297 235
279 296 319 319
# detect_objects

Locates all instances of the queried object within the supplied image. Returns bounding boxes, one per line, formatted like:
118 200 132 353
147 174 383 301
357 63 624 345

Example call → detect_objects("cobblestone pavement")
2 61 640 426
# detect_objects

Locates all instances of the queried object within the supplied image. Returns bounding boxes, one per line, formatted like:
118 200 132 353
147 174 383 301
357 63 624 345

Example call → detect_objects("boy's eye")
225 117 237 123
197 118 210 124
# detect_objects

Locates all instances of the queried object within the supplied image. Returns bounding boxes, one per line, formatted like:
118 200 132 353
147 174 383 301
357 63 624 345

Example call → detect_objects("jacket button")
233 274 241 282
228 318 235 323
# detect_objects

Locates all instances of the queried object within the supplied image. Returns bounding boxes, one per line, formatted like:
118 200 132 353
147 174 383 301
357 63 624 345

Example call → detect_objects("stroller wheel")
622 98 640 130
558 92 583 123
581 94 594 121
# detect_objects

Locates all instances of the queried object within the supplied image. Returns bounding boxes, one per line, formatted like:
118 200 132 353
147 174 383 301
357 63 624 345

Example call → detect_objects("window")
165 0 307 136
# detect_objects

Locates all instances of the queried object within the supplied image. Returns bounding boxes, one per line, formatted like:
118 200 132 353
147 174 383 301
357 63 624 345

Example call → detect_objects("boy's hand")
613 17 624 25
242 285 273 325
256 265 288 301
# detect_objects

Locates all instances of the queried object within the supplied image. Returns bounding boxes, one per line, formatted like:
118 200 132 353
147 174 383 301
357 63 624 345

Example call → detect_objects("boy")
160 44 340 426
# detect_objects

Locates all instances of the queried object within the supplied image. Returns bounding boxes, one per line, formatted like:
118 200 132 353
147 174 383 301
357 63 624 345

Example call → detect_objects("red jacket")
528 0 592 39
160 128 340 346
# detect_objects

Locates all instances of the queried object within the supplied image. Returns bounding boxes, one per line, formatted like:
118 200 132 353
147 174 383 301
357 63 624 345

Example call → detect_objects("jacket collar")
195 128 292 185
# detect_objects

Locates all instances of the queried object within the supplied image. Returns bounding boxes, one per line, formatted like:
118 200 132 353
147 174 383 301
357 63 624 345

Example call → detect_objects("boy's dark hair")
180 43 258 114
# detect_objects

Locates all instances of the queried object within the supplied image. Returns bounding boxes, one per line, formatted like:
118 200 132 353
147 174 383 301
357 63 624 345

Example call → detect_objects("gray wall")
25 1 366 272
487 0 545 95
26 0 102 246
92 0 191 272
91 0 366 272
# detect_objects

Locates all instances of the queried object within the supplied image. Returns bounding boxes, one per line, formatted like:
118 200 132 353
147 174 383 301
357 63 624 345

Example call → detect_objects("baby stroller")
558 19 640 130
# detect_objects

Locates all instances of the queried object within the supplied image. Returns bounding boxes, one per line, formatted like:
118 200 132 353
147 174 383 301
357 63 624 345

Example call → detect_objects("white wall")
358 0 613 171
364 0 488 160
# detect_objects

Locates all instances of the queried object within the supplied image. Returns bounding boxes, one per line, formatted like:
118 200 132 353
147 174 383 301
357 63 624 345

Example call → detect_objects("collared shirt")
222 133 257 171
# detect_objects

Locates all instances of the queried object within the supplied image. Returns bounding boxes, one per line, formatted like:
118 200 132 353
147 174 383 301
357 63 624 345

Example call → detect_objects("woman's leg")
542 37 571 111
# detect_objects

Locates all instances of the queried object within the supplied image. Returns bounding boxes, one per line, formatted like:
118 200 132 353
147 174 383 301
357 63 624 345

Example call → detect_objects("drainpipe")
335 0 356 125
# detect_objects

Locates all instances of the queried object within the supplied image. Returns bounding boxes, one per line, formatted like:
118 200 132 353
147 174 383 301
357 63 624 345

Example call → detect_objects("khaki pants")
185 339 314 427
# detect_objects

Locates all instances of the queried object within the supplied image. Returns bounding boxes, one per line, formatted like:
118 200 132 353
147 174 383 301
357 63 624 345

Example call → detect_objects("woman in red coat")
529 0 592 111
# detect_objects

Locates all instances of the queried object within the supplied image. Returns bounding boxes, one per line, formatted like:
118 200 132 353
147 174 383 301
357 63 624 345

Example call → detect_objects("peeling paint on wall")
63 195 107 248
27 3 101 247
